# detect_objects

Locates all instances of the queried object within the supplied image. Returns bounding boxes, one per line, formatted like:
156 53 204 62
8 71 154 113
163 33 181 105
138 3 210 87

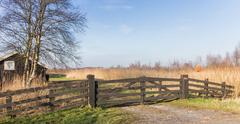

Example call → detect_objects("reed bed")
57 67 240 96
1 76 46 92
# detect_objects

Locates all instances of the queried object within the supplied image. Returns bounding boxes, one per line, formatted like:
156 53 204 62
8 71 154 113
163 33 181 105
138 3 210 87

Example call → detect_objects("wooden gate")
87 75 234 107
97 77 181 107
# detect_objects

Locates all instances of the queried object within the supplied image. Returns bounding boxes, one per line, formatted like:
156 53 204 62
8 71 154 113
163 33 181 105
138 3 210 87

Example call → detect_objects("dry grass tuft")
1 76 46 92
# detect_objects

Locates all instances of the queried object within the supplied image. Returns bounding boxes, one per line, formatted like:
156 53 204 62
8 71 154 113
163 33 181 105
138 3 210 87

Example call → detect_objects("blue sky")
0 0 240 67
74 0 240 67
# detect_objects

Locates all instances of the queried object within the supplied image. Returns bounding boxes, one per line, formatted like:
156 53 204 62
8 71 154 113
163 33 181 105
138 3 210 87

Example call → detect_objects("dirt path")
122 104 240 124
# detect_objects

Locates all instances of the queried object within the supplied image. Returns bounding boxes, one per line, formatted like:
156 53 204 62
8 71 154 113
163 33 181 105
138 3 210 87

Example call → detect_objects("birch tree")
0 0 86 87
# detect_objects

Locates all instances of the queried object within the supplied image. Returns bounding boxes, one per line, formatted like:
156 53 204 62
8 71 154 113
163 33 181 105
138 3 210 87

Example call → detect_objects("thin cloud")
100 0 133 10
100 5 134 10
179 18 193 23
102 24 112 29
119 24 134 35
177 25 192 31
102 0 129 4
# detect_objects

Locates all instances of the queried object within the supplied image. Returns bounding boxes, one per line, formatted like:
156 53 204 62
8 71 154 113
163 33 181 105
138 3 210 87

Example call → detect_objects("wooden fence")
94 75 234 107
0 74 234 117
0 80 88 117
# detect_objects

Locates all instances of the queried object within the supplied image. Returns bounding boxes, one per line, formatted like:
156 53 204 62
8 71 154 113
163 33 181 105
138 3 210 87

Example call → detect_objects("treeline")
111 44 240 70
205 44 240 67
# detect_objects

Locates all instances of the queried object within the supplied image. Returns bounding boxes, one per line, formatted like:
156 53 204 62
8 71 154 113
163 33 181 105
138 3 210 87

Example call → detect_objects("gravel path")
122 104 240 124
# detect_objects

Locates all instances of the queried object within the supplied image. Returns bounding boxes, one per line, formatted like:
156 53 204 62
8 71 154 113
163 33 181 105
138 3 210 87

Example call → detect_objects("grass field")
168 98 240 113
0 107 134 124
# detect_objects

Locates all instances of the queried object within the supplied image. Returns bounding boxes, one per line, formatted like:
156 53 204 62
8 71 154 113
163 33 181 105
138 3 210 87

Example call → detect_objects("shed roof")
0 52 48 69
0 51 18 62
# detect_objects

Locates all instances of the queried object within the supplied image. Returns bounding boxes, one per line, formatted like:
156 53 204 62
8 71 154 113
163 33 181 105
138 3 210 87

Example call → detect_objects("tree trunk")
23 1 33 87
26 0 47 87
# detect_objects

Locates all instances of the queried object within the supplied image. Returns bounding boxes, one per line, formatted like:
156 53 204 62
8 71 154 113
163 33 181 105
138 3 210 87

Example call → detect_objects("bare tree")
154 61 161 70
169 60 180 70
0 0 86 87
233 44 240 66
222 52 232 67
206 54 222 67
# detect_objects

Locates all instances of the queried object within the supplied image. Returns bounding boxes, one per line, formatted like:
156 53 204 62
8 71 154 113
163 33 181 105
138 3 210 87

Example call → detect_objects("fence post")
180 75 183 99
221 82 226 98
84 81 89 104
95 80 99 106
140 76 146 105
6 95 15 118
204 78 209 98
49 89 55 112
87 74 97 108
180 75 189 99
158 81 162 93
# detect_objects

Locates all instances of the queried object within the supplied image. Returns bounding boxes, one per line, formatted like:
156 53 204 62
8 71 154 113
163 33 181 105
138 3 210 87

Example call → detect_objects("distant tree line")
110 44 240 70
206 44 240 68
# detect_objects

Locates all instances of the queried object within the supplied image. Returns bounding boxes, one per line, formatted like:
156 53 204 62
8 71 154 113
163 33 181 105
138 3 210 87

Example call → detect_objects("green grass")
168 98 240 113
49 77 80 81
48 74 81 81
0 107 134 124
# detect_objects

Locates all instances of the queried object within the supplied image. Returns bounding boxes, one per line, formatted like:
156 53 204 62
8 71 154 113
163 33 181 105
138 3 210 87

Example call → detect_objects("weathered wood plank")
140 80 146 104
145 95 179 101
148 81 172 91
98 84 180 94
98 93 141 98
144 90 180 95
6 99 88 116
189 83 205 88
189 78 233 88
204 81 233 89
188 78 205 84
52 94 87 105
6 95 14 117
51 87 89 98
5 101 50 116
189 84 227 91
144 84 180 89
144 77 181 82
98 77 181 84
0 92 88 110
50 80 87 84
98 86 140 93
0 95 49 109
208 81 224 87
189 89 208 94
88 75 96 108
189 89 223 97
0 82 88 98
98 78 141 84
204 79 209 97
98 98 140 106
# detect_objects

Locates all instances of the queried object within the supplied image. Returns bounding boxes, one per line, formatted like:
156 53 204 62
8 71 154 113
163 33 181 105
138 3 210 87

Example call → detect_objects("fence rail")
0 74 235 118
95 74 234 107
0 80 88 117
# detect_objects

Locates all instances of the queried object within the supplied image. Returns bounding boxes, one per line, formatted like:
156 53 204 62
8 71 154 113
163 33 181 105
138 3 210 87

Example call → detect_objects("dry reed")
58 67 240 96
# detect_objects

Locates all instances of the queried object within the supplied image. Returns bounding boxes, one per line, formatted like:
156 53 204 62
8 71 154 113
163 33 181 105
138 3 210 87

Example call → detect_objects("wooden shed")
0 52 47 89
